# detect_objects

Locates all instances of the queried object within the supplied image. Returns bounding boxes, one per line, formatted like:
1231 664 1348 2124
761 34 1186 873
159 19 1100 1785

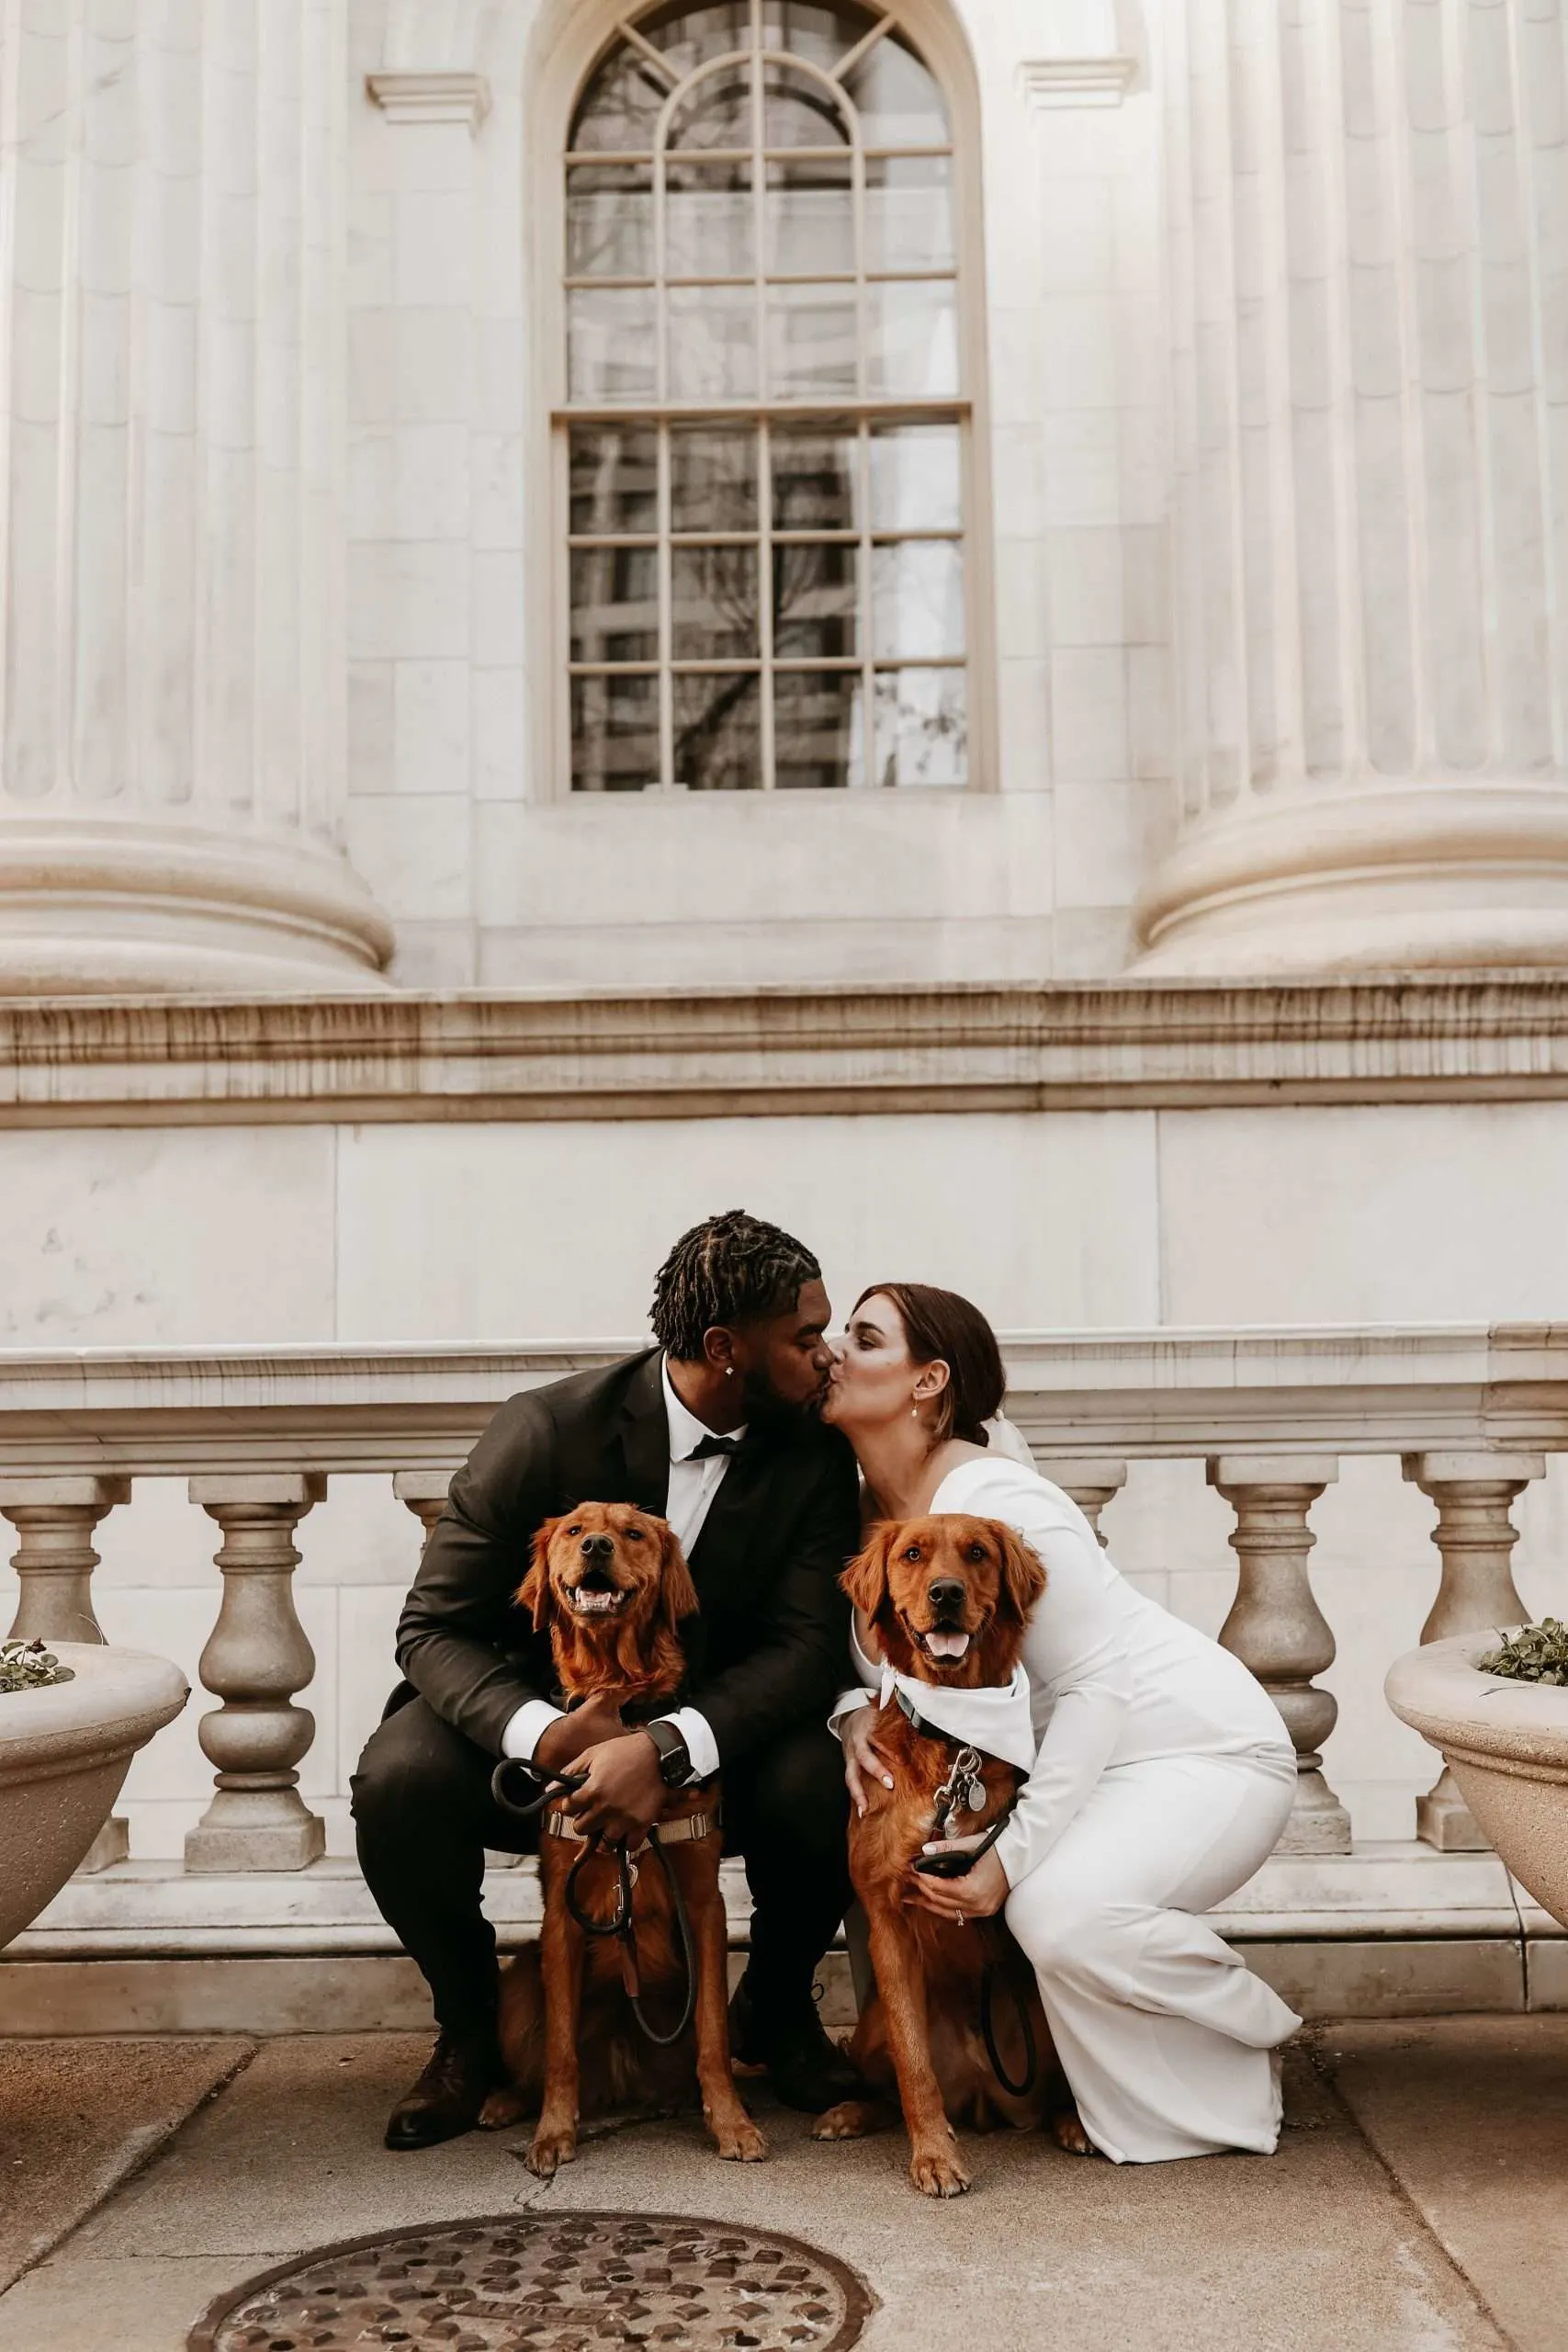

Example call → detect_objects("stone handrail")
1 1324 1562 1878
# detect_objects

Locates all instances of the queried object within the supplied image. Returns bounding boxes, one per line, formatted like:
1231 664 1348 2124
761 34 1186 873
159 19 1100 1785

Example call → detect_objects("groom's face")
729 1278 834 1426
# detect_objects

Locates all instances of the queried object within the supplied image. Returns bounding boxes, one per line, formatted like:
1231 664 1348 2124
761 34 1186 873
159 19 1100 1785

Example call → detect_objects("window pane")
761 61 851 147
774 541 857 657
668 284 757 398
869 423 961 531
773 427 859 530
571 547 660 662
761 2 881 74
867 278 957 396
671 426 758 532
570 426 659 536
842 28 950 146
672 544 761 658
569 287 658 401
766 282 857 398
572 673 661 791
570 42 668 153
773 668 863 787
668 62 751 149
666 161 753 277
872 539 964 658
765 157 853 277
637 1 750 80
874 668 966 787
864 155 953 273
567 164 654 278
673 671 762 788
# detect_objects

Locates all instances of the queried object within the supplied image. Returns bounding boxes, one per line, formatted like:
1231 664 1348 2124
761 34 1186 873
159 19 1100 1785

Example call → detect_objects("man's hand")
532 1695 624 1779
840 1704 895 1817
561 1730 665 1847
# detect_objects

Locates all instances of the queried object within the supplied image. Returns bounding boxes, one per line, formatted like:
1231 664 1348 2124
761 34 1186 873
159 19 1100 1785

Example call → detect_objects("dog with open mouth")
814 1511 1078 2197
479 1499 766 2177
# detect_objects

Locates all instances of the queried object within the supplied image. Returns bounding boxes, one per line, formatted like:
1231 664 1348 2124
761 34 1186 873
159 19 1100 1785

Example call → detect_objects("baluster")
1044 1458 1127 1546
392 1470 452 1550
1208 1456 1349 1853
1401 1452 1545 1851
185 1475 327 1873
0 1474 133 1871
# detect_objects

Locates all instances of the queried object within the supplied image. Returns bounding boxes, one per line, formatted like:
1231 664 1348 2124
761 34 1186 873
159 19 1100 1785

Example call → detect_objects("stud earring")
725 1366 735 1378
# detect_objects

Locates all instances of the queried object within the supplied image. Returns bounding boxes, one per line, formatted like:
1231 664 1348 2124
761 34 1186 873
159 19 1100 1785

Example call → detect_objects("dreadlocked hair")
650 1210 821 1360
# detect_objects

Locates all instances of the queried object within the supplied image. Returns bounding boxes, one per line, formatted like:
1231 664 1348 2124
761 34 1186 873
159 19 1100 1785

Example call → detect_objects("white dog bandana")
829 1661 1036 1772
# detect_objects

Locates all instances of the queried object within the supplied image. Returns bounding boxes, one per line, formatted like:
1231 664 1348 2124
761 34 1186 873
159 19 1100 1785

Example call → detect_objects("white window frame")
528 0 996 799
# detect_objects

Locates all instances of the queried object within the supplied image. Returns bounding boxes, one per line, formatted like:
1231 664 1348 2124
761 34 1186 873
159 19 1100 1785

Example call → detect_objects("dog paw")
910 2144 971 2199
478 2086 527 2131
714 2113 768 2164
525 2127 577 2179
812 2100 877 2142
1049 2107 1100 2158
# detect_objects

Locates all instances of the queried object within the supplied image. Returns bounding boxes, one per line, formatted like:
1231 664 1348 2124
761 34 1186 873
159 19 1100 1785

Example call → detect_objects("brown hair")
852 1282 1006 1446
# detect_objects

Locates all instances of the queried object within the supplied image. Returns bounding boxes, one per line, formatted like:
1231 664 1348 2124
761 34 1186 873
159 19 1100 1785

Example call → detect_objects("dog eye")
565 1524 581 1538
902 1545 922 1563
966 1543 987 1564
626 1526 645 1542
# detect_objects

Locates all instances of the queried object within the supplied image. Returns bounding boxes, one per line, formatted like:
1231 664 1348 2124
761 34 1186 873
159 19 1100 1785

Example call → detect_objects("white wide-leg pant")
1003 1747 1300 2163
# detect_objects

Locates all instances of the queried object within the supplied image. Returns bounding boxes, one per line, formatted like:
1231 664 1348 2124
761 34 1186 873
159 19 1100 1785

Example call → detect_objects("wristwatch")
643 1719 692 1788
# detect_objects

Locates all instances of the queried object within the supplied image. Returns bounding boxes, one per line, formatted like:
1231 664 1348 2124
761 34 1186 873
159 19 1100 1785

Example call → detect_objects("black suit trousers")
351 1692 852 2042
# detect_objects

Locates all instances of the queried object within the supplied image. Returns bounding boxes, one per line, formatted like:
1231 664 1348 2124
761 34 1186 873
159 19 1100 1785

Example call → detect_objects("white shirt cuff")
828 1686 874 1743
501 1698 564 1762
651 1706 719 1783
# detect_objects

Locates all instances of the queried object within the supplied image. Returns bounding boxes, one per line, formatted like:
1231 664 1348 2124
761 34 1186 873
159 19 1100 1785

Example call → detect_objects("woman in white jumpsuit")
824 1283 1301 2165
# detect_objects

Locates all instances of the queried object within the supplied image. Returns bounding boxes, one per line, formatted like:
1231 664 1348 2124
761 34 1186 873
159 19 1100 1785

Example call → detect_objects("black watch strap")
644 1719 691 1787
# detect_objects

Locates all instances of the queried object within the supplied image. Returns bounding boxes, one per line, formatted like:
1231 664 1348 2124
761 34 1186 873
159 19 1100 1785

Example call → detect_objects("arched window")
562 2 971 792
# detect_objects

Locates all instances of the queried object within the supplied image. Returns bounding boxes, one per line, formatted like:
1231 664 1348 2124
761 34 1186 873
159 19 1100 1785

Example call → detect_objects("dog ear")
519 1515 561 1632
653 1518 700 1634
840 1522 897 1623
994 1521 1047 1623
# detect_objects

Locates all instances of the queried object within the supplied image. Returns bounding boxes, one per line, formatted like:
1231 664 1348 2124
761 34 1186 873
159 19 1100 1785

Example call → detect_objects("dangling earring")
910 1405 919 1419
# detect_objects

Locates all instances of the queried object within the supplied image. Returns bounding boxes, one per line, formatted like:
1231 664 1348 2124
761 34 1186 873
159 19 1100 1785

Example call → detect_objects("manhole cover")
190 2211 872 2352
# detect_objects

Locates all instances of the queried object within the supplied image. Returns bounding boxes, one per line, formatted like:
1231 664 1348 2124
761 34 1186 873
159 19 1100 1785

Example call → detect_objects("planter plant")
0 1638 188 1949
1386 1622 1568 1928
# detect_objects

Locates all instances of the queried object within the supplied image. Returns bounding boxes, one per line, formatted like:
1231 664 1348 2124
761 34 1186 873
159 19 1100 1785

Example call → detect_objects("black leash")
900 1720 1041 2101
490 1757 700 2049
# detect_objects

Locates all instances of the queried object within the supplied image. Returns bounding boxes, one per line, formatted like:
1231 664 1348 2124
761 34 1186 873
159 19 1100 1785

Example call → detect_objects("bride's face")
824 1292 947 1431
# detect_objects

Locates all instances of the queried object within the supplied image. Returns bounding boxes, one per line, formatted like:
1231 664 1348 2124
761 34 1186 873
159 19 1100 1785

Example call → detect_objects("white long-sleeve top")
844 1454 1293 1889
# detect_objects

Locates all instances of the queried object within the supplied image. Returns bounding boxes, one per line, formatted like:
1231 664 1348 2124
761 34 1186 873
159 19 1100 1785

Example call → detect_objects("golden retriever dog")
814 1513 1075 2196
479 1500 765 2177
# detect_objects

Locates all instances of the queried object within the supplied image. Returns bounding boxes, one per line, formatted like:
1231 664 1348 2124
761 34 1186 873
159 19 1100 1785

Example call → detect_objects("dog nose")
581 1532 615 1559
928 1577 965 1613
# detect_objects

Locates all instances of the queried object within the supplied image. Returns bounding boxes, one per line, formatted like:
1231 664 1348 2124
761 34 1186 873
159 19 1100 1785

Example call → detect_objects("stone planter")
0 1643 187 1948
1386 1629 1568 1928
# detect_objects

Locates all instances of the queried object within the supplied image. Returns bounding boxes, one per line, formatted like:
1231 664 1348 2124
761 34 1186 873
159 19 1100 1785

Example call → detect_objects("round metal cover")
190 2210 872 2352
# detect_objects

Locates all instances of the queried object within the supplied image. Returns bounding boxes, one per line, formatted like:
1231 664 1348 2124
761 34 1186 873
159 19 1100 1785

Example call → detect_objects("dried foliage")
1476 1619 1568 1686
0 1636 74 1694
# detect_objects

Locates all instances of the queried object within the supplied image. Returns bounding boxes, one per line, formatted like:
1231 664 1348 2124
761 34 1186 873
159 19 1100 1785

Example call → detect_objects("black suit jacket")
394 1349 862 1765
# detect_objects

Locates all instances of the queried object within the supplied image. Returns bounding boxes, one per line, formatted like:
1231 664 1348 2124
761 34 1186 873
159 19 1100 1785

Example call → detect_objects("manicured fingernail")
883 1775 894 1788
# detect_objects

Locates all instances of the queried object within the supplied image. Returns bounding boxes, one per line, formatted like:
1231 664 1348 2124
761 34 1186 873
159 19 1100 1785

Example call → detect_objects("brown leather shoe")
383 2030 501 2151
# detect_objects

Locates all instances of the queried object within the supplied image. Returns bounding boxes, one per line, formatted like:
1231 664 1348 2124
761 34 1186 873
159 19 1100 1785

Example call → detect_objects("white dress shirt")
500 1354 737 1781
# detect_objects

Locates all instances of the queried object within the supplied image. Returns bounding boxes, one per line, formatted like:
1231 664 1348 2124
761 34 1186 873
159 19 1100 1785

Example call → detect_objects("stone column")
1134 0 1568 974
1208 1455 1348 1852
1 1474 131 1870
1045 1458 1128 1546
391 1471 452 1550
185 1475 326 1872
0 2 391 991
1402 1450 1544 1849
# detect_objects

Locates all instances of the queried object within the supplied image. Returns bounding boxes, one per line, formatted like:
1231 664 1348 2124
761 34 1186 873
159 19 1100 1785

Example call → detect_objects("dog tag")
964 1774 986 1815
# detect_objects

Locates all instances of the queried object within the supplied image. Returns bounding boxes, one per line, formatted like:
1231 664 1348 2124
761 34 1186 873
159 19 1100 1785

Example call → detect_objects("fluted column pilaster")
0 1 391 992
1136 0 1568 975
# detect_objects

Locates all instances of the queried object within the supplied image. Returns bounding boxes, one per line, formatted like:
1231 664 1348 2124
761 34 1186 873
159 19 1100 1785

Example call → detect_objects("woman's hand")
907 1838 1010 1924
841 1705 895 1816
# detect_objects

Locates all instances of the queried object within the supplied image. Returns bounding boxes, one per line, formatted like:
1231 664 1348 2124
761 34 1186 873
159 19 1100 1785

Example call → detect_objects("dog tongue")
924 1631 970 1661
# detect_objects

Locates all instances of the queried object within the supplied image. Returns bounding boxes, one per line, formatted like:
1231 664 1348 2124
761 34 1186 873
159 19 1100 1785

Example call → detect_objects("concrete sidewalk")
1 2018 1562 2352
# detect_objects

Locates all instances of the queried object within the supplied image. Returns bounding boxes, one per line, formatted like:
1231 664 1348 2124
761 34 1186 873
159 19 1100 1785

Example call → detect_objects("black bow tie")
688 1433 741 1461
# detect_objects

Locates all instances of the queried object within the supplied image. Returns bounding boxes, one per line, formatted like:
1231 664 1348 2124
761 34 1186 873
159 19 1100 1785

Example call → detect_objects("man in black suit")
352 1209 864 2149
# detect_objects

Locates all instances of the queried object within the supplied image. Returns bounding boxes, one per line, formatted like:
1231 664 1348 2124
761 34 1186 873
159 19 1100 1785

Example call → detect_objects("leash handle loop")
490 1755 587 1822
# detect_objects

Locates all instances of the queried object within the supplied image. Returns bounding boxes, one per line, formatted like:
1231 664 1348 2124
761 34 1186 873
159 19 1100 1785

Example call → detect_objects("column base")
185 1792 326 1875
0 818 394 995
1416 1767 1491 1853
74 1815 130 1874
1132 783 1568 977
1276 1770 1354 1855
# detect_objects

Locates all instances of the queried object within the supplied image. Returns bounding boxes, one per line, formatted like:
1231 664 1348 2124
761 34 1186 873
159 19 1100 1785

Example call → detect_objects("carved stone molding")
366 69 492 129
1018 56 1138 108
